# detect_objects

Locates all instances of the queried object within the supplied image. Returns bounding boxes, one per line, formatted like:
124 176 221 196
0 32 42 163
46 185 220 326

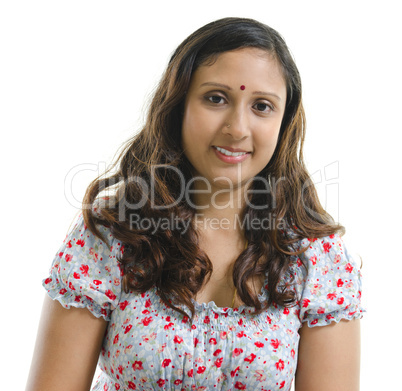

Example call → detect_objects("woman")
26 17 364 391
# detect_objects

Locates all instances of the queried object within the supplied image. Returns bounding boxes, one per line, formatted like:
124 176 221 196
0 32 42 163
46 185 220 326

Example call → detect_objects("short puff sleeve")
42 214 124 321
295 234 365 327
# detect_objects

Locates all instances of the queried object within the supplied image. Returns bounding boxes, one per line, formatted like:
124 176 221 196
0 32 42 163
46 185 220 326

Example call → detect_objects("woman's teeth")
215 147 247 157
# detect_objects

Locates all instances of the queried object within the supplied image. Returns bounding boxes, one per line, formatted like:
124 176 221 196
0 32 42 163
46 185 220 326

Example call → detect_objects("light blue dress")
43 214 364 390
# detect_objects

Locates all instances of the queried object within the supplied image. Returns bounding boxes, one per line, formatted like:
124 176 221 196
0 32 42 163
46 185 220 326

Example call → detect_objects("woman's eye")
254 102 273 113
207 95 225 104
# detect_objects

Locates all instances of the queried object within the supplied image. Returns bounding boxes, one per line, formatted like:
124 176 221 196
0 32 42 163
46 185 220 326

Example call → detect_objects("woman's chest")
96 289 302 390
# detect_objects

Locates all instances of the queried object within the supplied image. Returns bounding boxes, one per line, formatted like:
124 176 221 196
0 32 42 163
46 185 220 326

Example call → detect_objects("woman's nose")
222 109 250 140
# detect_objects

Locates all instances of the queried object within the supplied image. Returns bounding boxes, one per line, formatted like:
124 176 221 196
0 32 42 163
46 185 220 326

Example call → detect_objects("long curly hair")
82 17 344 319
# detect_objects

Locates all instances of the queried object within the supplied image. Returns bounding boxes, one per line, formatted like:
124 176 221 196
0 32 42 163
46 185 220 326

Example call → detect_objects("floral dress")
43 214 364 391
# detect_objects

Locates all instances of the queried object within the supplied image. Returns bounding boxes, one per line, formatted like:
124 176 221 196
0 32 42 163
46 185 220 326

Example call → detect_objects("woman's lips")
212 146 251 163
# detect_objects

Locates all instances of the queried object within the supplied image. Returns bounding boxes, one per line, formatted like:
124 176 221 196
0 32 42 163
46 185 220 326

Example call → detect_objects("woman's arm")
26 295 108 391
295 318 361 391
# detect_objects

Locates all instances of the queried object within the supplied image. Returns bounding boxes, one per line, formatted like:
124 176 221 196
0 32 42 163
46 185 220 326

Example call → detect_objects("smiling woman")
26 17 364 391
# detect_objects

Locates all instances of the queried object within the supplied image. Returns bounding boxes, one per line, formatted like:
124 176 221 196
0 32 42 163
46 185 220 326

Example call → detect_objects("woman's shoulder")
295 233 358 273
42 212 124 321
290 233 365 327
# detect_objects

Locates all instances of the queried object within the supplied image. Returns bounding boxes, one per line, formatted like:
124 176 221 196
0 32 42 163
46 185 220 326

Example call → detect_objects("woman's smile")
213 145 251 163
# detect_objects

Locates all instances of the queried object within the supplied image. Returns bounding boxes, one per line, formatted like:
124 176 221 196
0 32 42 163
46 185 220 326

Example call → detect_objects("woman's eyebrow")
200 82 232 90
252 91 282 101
200 82 281 101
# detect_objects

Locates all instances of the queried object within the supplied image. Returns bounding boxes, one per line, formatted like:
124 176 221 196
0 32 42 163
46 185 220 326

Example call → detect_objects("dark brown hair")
82 17 344 318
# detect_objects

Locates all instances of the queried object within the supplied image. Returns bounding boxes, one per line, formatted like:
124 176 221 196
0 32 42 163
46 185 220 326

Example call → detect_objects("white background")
1 0 400 389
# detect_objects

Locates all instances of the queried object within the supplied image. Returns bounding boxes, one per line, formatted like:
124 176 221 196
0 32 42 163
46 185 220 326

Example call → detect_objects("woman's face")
181 47 287 193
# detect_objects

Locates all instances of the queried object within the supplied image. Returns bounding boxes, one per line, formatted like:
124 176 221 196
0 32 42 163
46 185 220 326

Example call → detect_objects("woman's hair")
83 17 344 319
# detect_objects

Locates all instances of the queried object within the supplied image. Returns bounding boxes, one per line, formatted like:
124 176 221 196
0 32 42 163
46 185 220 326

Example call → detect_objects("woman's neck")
190 181 249 237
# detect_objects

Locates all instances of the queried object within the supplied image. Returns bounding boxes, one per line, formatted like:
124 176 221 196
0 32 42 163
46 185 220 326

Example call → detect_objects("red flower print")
231 366 240 377
68 282 75 291
310 255 317 265
197 366 206 374
182 316 189 323
118 365 123 375
232 348 243 357
327 292 337 300
204 315 210 324
105 289 117 301
164 322 174 330
194 337 200 347
214 357 223 368
132 360 143 370
119 300 129 310
279 380 286 389
115 383 120 390
173 335 183 344
234 381 246 390
73 272 80 279
311 319 318 325
76 239 85 247
59 288 67 295
244 353 256 363
156 379 165 387
127 381 136 390
140 316 153 326
317 307 325 314
213 349 222 356
124 325 132 334
345 263 354 273
236 331 246 338
254 341 264 348
270 339 280 349
283 307 289 315
275 359 285 371
67 240 72 248
323 242 332 253
209 338 217 345
74 295 81 302
80 264 89 277
113 334 119 344
302 298 310 308
337 278 344 287
187 369 193 377
337 297 345 305
161 359 171 368
93 280 102 286
145 299 151 308
291 349 295 358
65 254 72 262
174 379 182 385
44 277 52 285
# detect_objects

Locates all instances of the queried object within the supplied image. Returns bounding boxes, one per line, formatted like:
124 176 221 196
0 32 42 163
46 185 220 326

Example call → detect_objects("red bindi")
240 85 246 90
